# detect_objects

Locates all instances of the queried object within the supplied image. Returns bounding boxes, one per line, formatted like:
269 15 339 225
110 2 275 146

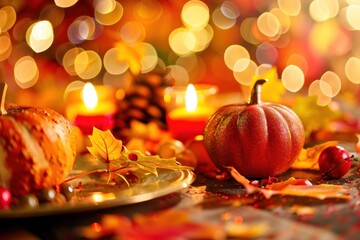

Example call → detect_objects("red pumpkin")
0 100 76 196
204 79 305 178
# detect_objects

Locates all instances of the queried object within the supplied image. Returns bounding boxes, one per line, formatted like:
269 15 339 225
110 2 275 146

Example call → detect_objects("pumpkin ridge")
263 105 293 174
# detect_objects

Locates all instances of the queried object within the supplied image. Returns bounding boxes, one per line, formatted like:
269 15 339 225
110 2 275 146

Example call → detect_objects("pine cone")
113 69 173 142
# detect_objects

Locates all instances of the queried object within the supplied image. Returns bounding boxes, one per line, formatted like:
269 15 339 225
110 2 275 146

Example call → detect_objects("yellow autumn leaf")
87 127 123 164
293 95 341 137
251 66 285 103
291 141 338 170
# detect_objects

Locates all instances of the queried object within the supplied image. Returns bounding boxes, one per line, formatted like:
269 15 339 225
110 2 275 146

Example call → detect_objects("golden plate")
0 156 195 218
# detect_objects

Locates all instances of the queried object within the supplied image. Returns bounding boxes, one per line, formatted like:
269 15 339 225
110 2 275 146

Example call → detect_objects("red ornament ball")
318 146 352 179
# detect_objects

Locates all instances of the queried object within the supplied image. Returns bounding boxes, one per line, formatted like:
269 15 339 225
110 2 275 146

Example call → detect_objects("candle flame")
82 82 98 110
185 84 197 112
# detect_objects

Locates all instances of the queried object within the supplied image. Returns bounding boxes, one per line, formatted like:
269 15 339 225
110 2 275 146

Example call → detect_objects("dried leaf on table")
227 167 350 200
291 141 338 170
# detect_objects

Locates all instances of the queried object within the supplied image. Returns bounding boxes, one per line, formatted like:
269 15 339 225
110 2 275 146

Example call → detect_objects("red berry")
128 153 138 161
318 146 352 179
0 186 12 209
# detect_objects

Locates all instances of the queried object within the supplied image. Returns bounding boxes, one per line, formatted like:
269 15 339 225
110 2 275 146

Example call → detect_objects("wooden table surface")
0 149 359 240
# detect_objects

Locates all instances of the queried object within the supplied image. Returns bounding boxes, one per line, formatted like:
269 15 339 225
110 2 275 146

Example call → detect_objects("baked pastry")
0 104 76 197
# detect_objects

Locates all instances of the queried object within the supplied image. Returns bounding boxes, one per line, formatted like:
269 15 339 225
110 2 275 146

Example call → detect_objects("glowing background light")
27 20 54 53
345 57 360 84
281 65 304 92
14 56 39 89
0 33 12 62
94 0 123 26
181 0 209 30
0 0 359 110
277 0 301 16
74 50 102 80
224 45 250 72
0 6 16 32
54 0 78 8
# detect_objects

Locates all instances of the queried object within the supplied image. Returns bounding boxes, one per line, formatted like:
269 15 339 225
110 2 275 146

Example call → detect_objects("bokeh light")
345 57 360 84
63 47 84 76
120 21 146 43
54 0 78 8
26 20 54 53
319 71 341 97
181 0 209 30
74 50 102 80
0 32 12 62
309 0 339 22
94 0 123 26
257 12 281 38
0 5 16 32
212 1 239 30
308 80 332 106
14 56 39 89
277 0 301 16
281 65 304 92
104 47 129 75
224 45 250 72
233 60 257 86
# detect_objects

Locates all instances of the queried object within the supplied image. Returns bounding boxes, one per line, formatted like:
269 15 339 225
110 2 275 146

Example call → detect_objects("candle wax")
72 102 116 135
167 106 213 142
74 113 114 135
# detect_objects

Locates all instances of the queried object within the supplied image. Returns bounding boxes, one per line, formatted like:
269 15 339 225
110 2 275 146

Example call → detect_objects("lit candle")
73 83 116 134
166 84 214 142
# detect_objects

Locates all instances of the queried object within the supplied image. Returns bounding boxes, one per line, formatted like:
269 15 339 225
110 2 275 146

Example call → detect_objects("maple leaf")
291 141 338 170
292 95 341 137
86 127 193 185
86 127 123 164
227 167 350 200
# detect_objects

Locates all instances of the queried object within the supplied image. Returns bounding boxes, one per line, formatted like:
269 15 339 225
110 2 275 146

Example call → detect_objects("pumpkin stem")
0 82 7 115
249 79 267 105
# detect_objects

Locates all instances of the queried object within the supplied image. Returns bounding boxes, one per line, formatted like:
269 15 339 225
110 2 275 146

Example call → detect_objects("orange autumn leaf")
227 167 350 200
291 141 338 170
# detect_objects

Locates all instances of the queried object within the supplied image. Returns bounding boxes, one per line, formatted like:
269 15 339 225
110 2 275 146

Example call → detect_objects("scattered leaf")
227 167 350 200
291 141 338 170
